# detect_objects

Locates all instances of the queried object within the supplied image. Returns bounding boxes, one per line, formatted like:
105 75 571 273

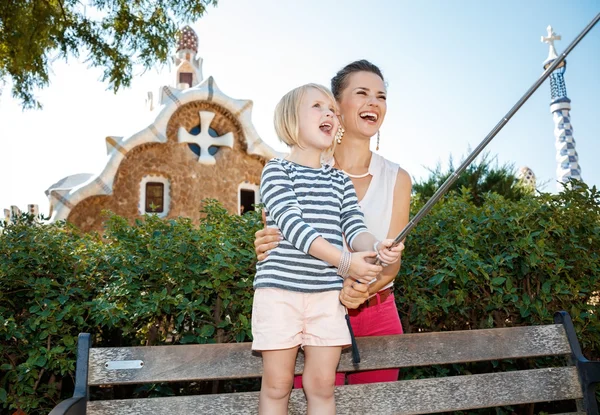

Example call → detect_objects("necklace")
342 170 371 179
332 156 372 178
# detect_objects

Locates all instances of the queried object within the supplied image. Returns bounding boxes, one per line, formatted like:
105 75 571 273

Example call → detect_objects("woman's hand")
376 240 404 265
254 227 282 261
339 277 370 309
348 252 382 280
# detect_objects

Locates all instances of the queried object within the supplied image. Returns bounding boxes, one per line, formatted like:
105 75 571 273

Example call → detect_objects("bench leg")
555 311 600 415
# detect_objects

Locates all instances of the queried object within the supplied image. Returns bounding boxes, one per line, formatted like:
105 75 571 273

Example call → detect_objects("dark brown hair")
330 59 385 101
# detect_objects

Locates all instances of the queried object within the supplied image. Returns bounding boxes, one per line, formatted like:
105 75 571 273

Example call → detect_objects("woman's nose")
368 96 379 107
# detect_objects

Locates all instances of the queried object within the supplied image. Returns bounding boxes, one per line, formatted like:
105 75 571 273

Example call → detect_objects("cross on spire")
541 25 561 61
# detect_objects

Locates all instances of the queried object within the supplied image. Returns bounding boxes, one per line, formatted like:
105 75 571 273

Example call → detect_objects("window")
240 189 256 214
238 183 259 215
145 182 164 213
139 176 171 218
179 72 193 87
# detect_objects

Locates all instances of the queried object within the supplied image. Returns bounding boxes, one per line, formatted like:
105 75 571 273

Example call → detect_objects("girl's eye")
379 96 387 101
313 103 321 108
357 91 367 95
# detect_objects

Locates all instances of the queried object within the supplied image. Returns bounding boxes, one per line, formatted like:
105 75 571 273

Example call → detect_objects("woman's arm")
254 210 281 261
367 168 412 295
340 168 412 308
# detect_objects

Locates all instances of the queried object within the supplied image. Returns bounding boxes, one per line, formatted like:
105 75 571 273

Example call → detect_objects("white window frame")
139 175 171 218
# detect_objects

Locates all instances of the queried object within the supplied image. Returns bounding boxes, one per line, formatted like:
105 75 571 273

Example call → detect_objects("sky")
1 0 599 216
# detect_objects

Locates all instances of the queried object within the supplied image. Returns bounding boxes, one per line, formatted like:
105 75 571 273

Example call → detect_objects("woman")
254 60 412 385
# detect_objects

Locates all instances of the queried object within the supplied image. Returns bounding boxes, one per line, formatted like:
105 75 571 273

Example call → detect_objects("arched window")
139 176 171 218
145 183 164 213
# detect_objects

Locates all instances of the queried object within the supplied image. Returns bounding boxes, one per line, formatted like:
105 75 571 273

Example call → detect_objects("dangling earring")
376 130 380 151
335 126 345 144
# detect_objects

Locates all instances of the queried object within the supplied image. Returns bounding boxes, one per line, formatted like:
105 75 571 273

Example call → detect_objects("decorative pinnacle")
541 25 561 62
177 25 198 53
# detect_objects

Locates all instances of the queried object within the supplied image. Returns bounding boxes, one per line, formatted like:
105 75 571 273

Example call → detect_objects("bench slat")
88 324 571 385
87 366 582 415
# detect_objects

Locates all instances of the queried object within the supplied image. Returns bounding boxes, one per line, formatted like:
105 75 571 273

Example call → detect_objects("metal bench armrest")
555 311 600 415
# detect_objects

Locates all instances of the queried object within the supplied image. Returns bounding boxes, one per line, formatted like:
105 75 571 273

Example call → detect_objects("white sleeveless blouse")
331 152 399 291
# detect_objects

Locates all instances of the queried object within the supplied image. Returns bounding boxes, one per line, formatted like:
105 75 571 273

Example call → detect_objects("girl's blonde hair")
274 83 337 148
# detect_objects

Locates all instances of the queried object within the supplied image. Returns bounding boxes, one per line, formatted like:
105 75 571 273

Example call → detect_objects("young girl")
252 83 402 415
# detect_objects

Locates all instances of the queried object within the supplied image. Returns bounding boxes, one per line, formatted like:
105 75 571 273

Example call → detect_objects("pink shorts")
251 288 351 351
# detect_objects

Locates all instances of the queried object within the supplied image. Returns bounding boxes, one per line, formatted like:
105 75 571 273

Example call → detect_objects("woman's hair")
330 59 385 101
274 83 336 147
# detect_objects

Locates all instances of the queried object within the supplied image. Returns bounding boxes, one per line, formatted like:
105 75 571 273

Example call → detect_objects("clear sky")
1 0 599 215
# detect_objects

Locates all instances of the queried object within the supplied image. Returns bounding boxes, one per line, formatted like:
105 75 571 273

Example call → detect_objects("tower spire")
174 25 203 89
541 25 582 190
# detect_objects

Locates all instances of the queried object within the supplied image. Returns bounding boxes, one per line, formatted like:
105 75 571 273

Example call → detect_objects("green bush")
0 218 100 412
1 185 599 414
0 200 262 414
397 183 600 357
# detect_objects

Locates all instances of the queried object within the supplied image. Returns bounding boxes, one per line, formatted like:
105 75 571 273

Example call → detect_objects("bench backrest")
78 323 590 414
88 324 572 385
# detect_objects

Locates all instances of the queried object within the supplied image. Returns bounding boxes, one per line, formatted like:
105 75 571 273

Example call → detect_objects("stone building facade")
46 26 278 233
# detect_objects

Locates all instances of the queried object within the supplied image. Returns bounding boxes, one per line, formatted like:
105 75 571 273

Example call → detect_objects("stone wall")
67 100 266 233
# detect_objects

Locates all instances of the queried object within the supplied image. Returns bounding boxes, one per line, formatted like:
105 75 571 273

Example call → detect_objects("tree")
0 0 218 109
412 152 533 205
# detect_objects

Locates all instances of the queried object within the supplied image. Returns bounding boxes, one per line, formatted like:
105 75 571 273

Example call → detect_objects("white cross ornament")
178 111 234 165
541 25 561 61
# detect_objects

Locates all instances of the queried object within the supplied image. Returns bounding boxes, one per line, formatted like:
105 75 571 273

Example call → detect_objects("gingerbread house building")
46 26 279 232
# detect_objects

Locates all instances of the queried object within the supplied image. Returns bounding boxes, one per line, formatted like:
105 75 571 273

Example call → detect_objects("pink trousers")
293 291 403 388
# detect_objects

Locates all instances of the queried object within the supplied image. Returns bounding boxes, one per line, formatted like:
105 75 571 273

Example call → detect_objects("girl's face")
337 71 387 139
297 88 339 151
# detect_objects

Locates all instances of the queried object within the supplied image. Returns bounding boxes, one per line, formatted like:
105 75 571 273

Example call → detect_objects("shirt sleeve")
260 161 320 254
340 174 369 249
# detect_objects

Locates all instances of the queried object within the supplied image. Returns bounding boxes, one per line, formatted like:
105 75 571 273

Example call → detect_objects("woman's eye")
357 91 367 95
313 103 320 108
379 96 387 101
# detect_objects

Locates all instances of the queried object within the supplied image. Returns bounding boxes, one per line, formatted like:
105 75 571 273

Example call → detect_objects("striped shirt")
254 158 368 292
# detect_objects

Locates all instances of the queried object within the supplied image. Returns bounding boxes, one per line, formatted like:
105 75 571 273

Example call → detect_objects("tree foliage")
413 152 533 206
0 0 218 109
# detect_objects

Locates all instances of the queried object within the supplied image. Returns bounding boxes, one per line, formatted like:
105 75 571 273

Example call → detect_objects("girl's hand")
376 240 405 265
348 252 382 279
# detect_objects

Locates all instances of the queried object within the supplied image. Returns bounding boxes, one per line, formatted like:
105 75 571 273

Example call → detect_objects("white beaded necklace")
333 158 372 179
329 156 372 179
342 170 371 179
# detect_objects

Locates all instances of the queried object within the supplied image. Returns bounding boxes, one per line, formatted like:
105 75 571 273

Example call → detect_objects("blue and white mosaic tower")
541 26 582 190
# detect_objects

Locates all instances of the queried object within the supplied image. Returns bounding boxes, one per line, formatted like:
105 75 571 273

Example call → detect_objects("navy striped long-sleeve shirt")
254 158 369 292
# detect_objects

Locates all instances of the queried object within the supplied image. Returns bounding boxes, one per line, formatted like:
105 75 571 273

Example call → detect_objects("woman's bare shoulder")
395 167 412 197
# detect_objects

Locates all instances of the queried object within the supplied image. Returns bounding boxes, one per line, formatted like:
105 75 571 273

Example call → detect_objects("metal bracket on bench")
554 311 600 415
105 360 144 370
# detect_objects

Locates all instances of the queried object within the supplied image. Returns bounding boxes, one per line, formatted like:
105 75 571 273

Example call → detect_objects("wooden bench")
49 311 599 414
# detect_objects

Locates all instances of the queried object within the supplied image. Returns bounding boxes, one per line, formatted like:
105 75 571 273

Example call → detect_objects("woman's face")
336 71 387 139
